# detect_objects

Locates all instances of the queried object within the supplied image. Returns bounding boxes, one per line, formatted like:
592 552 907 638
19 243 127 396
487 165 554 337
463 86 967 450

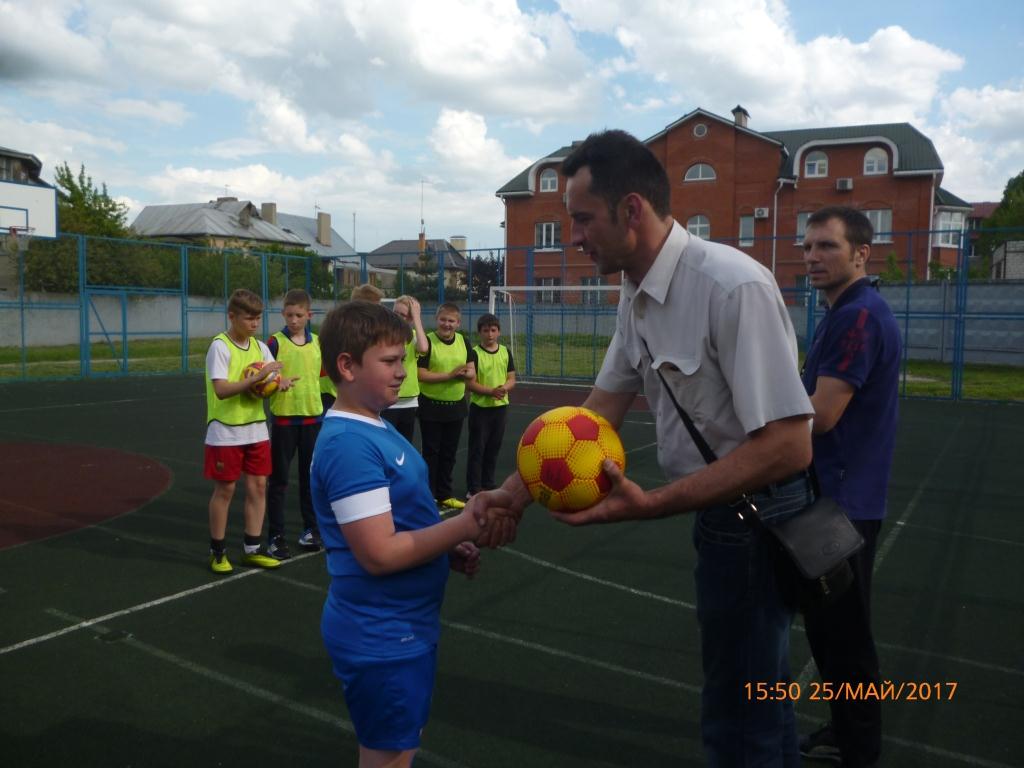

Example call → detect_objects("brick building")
496 106 969 298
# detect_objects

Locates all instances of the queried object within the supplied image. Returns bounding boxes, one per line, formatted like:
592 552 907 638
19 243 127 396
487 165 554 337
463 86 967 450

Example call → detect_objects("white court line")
499 548 695 609
0 552 321 656
0 393 201 415
796 416 965 691
269 574 1018 767
46 610 469 768
893 519 1024 549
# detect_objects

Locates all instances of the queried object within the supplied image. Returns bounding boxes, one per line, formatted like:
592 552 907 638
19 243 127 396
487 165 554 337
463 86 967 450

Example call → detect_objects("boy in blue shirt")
311 301 513 767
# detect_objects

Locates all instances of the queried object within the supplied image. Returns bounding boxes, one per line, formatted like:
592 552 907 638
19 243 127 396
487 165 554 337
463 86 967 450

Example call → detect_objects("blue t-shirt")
801 278 901 520
311 410 448 660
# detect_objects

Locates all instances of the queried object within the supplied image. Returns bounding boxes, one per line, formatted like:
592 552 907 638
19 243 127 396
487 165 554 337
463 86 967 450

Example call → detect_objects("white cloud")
105 98 191 126
429 109 533 184
0 115 125 171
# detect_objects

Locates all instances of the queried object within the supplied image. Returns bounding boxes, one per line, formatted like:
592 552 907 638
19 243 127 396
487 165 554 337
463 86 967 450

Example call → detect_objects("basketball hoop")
4 226 34 255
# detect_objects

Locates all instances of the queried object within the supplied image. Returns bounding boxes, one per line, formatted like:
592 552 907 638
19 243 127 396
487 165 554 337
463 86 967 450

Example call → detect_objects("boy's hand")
449 541 480 578
278 375 301 392
466 488 518 548
260 361 284 378
491 386 506 399
451 365 471 380
408 297 422 322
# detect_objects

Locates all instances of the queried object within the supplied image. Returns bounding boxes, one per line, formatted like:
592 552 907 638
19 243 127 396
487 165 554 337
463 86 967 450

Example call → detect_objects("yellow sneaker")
209 552 233 574
240 548 282 569
439 497 466 510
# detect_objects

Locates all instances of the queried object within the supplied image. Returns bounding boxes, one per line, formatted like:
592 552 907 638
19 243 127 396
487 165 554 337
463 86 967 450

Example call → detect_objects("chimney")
418 231 426 257
317 211 331 247
449 235 467 255
731 105 750 128
261 202 277 225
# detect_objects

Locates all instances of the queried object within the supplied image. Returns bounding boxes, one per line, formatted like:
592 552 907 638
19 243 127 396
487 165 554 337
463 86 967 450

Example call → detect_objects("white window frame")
863 148 888 175
739 215 754 247
684 163 716 182
581 275 605 305
693 123 708 138
539 168 558 193
794 212 811 245
935 210 965 248
804 151 828 178
535 276 561 303
687 215 710 239
534 221 561 250
865 209 893 243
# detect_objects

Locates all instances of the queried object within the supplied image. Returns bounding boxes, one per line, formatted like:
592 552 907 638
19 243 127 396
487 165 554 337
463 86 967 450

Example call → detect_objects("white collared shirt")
596 221 813 480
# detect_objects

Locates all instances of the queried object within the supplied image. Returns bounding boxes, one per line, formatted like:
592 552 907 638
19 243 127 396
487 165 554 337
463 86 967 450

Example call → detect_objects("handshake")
457 486 528 549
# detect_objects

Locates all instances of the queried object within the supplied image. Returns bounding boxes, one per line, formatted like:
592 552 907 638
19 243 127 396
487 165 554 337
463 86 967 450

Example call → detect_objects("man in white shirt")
500 129 814 765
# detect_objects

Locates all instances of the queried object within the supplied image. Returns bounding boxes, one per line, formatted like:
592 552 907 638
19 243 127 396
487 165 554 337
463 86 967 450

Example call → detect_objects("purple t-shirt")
801 278 901 520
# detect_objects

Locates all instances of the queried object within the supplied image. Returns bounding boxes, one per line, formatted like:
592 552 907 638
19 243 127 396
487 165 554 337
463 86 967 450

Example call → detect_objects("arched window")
804 151 828 178
684 163 716 182
864 148 888 175
539 168 558 192
687 215 710 239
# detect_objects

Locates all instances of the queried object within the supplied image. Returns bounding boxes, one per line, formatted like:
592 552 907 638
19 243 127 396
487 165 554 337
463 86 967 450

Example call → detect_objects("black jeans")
803 518 883 768
382 407 418 445
466 404 507 494
266 422 320 539
419 417 464 501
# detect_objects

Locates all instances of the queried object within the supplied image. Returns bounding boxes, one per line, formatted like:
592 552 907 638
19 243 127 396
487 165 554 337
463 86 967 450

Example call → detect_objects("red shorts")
204 442 272 482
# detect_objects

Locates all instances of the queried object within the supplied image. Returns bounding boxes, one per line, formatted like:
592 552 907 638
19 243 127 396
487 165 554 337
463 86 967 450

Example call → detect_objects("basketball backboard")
0 180 58 238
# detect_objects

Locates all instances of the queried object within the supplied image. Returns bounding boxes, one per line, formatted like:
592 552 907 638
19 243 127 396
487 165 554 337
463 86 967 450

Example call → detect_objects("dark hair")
319 301 411 383
282 288 311 308
561 129 671 218
477 313 500 331
227 288 263 316
807 206 874 249
436 302 461 317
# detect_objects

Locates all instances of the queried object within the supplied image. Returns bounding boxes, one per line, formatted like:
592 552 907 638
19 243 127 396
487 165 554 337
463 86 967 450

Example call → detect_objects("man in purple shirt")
799 207 901 767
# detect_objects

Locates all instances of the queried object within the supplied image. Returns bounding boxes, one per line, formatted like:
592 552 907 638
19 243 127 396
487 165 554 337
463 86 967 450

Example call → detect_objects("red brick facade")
499 110 957 296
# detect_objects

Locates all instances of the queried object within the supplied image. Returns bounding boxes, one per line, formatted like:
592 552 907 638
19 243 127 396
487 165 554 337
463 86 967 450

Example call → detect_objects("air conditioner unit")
836 177 854 191
753 207 770 219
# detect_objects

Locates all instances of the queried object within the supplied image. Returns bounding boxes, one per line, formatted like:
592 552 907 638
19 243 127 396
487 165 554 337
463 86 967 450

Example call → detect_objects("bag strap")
640 338 718 465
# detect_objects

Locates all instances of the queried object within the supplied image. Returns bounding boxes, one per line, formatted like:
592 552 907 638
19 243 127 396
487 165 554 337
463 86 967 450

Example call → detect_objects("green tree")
467 252 504 302
53 162 129 237
975 169 1024 275
878 251 910 283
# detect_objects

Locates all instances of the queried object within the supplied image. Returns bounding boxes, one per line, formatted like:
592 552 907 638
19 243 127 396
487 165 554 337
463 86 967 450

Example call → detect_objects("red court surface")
0 442 172 549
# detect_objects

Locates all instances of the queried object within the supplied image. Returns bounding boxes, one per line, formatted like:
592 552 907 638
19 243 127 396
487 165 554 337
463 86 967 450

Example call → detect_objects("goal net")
488 284 620 382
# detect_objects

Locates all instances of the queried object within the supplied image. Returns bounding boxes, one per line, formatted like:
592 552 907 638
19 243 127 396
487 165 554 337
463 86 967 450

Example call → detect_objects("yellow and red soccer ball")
242 361 279 398
516 406 626 512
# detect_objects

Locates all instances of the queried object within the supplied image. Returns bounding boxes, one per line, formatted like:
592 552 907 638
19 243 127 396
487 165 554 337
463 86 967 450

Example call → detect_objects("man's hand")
549 460 654 526
467 488 519 548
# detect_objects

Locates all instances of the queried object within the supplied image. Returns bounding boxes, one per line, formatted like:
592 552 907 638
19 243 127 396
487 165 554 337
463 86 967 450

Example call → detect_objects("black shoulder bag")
641 339 863 606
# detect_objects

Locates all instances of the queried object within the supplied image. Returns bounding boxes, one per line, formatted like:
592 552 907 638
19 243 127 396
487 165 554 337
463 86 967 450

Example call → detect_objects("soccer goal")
487 284 620 382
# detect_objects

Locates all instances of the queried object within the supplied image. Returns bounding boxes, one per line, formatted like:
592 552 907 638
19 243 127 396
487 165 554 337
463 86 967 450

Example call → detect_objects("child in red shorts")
203 288 296 574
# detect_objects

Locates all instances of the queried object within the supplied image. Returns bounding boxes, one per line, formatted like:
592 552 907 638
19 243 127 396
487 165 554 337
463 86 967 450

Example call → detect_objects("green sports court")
1 375 1021 767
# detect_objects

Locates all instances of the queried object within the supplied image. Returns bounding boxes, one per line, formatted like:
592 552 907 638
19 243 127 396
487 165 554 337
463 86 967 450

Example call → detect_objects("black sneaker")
297 528 322 551
799 722 841 762
268 535 291 561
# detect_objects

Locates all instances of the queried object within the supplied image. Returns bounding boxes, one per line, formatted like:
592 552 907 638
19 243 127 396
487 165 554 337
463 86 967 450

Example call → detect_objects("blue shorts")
330 649 437 751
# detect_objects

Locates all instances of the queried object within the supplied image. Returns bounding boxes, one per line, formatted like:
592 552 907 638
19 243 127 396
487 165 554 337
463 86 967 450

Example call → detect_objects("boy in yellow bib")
265 289 323 559
204 288 296 574
465 313 516 497
417 302 475 510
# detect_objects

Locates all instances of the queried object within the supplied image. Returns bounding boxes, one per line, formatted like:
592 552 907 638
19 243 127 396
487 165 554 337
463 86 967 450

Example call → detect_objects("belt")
731 469 811 505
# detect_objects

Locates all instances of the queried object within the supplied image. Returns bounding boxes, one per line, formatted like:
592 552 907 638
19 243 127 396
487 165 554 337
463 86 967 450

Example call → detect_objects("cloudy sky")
2 0 1021 251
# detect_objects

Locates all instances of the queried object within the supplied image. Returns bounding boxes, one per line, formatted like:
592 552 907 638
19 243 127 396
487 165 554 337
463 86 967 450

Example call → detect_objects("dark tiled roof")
367 239 468 271
496 145 577 196
764 123 943 177
276 212 355 257
934 187 971 209
496 115 945 195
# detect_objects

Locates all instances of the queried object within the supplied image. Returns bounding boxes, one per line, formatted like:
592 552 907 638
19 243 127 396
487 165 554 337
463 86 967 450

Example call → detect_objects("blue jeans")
693 473 813 767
